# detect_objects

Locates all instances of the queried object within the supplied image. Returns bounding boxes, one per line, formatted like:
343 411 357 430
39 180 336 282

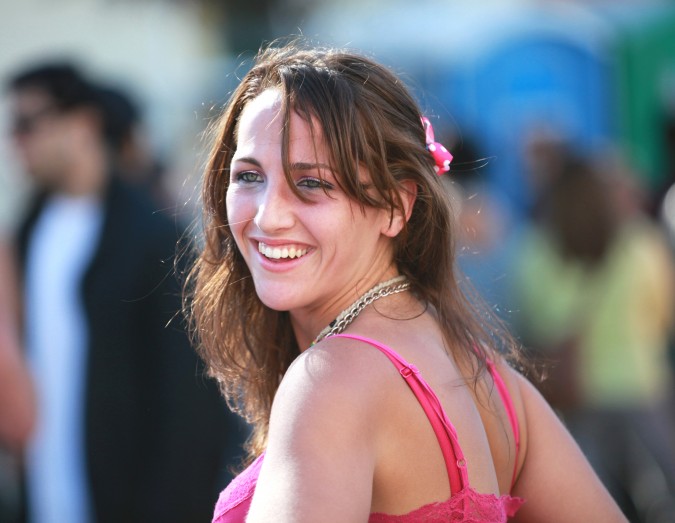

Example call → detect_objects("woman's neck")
290 267 404 351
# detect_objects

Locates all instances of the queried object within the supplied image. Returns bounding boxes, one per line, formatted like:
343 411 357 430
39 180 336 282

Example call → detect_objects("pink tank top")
212 334 525 522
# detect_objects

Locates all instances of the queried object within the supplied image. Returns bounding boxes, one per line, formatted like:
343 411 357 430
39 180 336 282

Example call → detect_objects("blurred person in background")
0 240 35 522
5 62 245 523
520 129 570 224
0 240 34 456
96 84 172 207
512 153 675 522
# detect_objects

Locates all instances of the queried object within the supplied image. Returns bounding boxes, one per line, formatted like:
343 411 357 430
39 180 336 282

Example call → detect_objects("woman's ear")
381 180 417 238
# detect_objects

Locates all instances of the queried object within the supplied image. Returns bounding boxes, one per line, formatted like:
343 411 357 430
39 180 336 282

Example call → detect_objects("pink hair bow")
421 116 453 175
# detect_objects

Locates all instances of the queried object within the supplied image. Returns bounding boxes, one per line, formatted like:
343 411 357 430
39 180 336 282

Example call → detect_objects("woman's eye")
297 177 334 190
235 171 263 183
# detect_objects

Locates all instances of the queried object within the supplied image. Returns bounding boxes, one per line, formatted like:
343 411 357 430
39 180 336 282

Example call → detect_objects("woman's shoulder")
502 364 628 521
263 335 397 485
269 330 438 447
488 358 527 422
486 358 529 480
281 324 452 399
279 334 400 409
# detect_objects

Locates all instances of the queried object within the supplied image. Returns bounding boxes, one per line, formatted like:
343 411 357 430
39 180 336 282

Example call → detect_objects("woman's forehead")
237 89 283 139
235 89 328 163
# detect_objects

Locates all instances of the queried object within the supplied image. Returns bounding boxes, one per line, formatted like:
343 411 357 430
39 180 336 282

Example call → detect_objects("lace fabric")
212 454 264 523
368 487 524 523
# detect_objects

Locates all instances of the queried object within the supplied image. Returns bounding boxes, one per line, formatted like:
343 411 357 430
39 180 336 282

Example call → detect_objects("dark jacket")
16 176 245 523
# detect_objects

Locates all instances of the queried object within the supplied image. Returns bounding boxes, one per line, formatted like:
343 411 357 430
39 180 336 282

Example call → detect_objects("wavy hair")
185 41 522 460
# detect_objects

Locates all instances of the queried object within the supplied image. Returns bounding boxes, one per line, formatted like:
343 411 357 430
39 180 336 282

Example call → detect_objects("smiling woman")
185 41 626 523
226 87 399 323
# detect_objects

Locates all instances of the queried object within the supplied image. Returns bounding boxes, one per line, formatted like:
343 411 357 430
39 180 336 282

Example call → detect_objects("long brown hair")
186 41 522 459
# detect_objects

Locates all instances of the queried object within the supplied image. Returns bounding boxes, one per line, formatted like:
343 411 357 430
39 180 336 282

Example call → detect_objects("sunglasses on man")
11 106 59 136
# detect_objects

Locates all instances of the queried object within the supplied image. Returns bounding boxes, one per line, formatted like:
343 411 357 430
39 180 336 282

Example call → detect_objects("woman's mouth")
258 242 309 260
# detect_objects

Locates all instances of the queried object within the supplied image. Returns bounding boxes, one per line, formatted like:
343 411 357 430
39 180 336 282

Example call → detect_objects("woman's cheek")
228 190 259 253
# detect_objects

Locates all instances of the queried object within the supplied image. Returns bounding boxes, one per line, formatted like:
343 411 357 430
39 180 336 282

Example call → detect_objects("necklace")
311 275 410 346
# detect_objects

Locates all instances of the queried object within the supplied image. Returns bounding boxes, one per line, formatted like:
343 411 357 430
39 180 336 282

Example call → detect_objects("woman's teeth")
258 242 308 260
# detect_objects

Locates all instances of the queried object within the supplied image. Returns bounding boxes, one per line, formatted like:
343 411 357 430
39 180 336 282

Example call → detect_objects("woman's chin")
254 289 299 313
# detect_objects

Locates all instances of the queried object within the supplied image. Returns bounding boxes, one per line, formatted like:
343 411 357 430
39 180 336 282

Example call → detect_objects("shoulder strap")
486 360 521 490
332 333 468 494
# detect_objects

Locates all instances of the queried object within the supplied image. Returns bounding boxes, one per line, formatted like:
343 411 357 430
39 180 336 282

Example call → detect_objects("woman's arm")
510 373 626 522
246 340 381 523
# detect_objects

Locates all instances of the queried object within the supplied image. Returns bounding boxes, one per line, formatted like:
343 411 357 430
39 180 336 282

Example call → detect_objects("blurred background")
1 0 675 522
1 0 675 226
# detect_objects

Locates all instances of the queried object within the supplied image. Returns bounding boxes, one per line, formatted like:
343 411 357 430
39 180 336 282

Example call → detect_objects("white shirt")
24 194 104 523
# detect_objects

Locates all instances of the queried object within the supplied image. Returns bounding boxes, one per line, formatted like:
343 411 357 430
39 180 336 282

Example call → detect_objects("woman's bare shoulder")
497 364 627 522
280 335 398 410
254 335 396 521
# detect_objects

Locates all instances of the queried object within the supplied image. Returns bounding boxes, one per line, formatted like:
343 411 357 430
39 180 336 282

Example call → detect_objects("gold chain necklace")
310 275 410 347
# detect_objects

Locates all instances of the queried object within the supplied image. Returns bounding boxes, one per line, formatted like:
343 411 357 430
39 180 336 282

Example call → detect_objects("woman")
187 43 626 522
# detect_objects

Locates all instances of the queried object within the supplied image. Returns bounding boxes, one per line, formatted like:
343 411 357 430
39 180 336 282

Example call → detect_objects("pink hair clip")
421 116 453 175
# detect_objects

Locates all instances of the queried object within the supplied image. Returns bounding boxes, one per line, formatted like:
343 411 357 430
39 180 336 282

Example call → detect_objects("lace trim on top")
212 460 525 523
212 454 264 522
368 487 524 523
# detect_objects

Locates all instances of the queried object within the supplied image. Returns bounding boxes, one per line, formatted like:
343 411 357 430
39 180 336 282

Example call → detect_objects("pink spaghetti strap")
332 334 468 494
486 360 521 489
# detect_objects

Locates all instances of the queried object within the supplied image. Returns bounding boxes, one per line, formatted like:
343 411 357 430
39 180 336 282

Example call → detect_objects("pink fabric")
212 335 524 523
486 359 521 489
212 453 264 523
369 486 523 522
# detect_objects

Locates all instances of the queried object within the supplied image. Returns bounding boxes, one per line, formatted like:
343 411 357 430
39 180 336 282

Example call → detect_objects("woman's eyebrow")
231 158 332 173
231 156 262 167
290 162 334 172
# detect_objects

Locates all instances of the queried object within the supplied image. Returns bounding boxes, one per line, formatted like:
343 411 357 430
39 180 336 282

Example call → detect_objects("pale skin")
228 89 627 522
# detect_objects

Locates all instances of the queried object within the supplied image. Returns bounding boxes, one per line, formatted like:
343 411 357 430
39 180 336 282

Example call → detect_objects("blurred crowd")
0 62 246 523
451 131 675 523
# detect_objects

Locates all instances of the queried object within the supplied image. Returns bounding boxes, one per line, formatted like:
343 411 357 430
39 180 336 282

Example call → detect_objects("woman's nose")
253 182 296 233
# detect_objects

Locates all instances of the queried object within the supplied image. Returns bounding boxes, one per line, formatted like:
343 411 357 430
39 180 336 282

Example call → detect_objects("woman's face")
226 89 397 318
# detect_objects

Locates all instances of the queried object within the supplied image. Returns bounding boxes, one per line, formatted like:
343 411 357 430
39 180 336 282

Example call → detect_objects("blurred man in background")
95 84 173 208
6 62 244 523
